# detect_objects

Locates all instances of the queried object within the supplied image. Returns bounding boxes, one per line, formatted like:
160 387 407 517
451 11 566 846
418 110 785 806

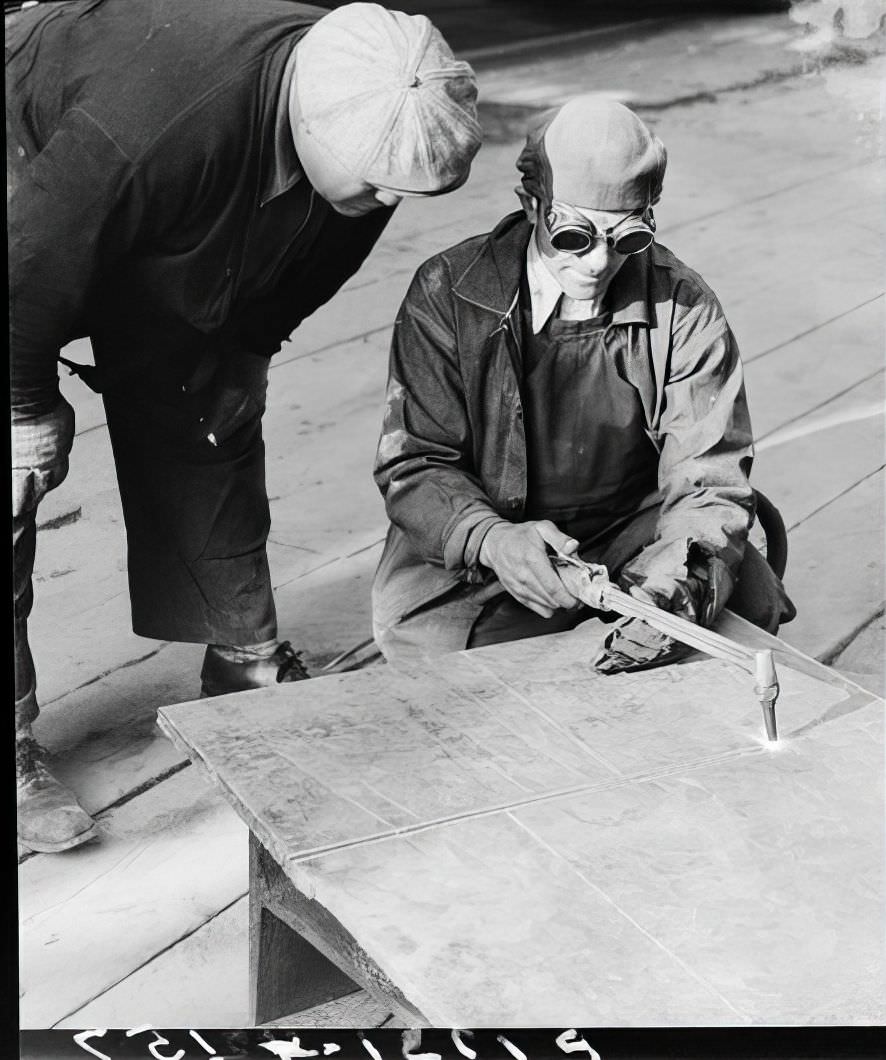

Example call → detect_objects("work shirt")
7 0 394 415
372 211 755 630
523 234 605 332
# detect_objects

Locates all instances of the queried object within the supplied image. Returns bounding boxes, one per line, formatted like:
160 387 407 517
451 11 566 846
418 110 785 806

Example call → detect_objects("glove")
593 548 735 675
593 613 693 674
11 396 76 517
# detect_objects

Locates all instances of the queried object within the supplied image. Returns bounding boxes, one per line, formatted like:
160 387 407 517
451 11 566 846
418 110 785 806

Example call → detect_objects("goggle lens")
545 204 655 256
550 228 593 254
612 228 654 254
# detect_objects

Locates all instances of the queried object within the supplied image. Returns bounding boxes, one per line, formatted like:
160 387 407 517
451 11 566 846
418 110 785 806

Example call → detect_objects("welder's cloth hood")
517 96 667 210
293 2 482 193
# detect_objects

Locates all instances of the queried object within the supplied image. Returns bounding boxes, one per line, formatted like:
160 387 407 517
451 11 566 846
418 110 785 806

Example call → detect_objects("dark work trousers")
468 503 795 649
100 350 277 646
379 502 796 666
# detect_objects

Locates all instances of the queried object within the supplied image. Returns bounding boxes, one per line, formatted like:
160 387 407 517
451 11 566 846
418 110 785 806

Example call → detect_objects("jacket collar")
451 212 528 315
452 210 653 326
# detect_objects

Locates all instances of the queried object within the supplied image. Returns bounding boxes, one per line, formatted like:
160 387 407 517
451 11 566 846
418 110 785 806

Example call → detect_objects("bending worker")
9 0 481 853
372 96 795 666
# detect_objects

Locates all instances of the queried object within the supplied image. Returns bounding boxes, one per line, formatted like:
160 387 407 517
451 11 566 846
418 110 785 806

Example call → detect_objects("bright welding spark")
756 734 785 751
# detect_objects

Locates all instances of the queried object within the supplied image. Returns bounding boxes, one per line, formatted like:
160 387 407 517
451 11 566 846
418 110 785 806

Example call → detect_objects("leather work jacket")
372 212 756 630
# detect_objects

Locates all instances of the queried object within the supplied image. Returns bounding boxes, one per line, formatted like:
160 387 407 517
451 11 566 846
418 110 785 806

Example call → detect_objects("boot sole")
19 821 99 854
199 680 308 698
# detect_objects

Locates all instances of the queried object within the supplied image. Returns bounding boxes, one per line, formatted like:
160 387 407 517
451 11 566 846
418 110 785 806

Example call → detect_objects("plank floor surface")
777 469 885 660
54 898 250 1030
19 767 247 1027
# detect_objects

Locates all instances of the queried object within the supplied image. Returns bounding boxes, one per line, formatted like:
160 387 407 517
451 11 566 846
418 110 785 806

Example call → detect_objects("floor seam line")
786 463 885 532
745 293 884 364
47 891 249 1028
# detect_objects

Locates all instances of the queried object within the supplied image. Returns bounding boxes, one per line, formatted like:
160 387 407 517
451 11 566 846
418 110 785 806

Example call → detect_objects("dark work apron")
466 306 661 651
521 306 658 546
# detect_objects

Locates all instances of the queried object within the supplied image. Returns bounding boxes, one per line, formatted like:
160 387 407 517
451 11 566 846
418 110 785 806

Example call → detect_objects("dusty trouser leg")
14 497 40 740
12 400 79 731
102 355 277 644
377 561 615 662
375 579 505 666
13 398 98 852
468 590 599 649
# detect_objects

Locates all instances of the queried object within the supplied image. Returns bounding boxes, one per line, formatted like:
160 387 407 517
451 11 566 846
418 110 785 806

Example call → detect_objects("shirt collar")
525 234 565 334
260 43 304 207
524 228 651 334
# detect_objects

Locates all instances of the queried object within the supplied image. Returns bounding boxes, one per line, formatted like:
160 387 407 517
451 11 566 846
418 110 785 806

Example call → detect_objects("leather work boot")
17 736 99 853
200 640 310 697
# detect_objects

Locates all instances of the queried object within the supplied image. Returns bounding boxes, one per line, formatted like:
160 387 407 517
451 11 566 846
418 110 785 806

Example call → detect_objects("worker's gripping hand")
621 552 735 628
593 586 693 674
479 520 581 618
593 553 735 674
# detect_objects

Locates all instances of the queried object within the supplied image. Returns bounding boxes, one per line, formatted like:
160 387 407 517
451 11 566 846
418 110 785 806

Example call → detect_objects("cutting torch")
552 551 780 742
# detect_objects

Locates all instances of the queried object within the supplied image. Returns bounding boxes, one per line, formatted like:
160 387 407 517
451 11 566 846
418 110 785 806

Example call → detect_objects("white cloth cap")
293 2 481 193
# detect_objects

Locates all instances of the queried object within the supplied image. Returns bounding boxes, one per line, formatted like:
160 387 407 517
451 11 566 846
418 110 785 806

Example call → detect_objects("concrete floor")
17 8 885 1030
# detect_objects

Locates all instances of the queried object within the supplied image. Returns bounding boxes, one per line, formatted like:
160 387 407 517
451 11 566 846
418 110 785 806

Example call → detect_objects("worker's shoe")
17 736 98 853
200 640 310 697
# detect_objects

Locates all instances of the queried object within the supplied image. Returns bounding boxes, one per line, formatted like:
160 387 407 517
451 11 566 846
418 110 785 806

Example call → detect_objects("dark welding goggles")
544 200 656 255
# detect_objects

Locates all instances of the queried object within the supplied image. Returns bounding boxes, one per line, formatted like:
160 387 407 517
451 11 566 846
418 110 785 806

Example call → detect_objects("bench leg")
249 834 360 1025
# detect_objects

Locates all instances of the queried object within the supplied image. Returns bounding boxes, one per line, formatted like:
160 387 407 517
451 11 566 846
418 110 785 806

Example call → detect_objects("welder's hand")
593 552 735 674
593 587 693 675
479 519 580 618
12 396 76 516
620 552 735 628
